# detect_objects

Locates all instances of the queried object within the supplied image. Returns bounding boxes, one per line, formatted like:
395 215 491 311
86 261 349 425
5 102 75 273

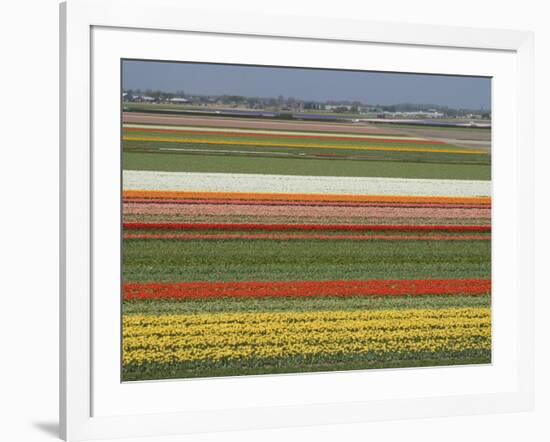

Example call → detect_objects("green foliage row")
123 151 491 180
123 294 491 315
122 349 491 381
122 238 491 282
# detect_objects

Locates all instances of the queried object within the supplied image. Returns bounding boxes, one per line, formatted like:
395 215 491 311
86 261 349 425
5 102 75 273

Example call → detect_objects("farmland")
122 115 491 180
122 112 491 381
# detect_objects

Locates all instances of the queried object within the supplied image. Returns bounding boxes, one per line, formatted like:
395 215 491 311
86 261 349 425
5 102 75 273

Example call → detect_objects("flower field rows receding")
122 124 439 142
122 123 491 381
122 124 491 180
122 184 491 380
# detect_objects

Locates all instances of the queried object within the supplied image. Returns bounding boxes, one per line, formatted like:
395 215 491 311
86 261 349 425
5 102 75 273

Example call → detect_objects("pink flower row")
123 202 490 219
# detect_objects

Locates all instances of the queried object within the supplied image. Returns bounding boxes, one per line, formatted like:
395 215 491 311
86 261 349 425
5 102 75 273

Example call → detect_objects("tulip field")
121 116 491 381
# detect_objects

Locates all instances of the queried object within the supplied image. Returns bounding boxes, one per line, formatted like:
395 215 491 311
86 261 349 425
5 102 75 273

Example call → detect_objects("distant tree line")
122 89 490 117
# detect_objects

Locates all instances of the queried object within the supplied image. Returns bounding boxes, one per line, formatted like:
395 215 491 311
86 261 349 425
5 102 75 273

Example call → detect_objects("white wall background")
0 1 547 441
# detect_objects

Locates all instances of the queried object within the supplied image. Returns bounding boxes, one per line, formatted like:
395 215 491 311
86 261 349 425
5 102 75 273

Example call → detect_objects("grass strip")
122 238 491 282
122 349 491 381
123 152 491 180
122 294 491 315
123 142 491 166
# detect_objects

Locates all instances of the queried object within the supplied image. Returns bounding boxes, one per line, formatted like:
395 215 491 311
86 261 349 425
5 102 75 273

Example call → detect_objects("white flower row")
123 170 491 198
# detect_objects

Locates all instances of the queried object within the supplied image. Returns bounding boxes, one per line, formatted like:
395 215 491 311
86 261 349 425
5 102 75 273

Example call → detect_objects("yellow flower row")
124 326 489 349
123 308 491 365
124 319 488 339
122 136 487 155
123 315 488 338
124 307 487 328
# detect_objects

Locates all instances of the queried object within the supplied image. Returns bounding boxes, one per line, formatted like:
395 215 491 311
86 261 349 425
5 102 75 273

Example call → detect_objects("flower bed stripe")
123 197 490 209
123 171 491 197
123 136 485 155
122 222 491 233
122 307 491 365
123 190 491 205
123 233 491 241
123 279 491 300
123 123 417 140
123 127 448 145
123 202 490 219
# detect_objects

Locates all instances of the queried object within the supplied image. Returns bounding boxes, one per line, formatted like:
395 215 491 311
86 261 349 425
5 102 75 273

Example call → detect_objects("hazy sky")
122 60 491 110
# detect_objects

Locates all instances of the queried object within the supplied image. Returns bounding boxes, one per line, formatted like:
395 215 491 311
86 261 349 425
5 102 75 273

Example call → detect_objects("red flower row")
123 279 491 300
122 222 491 233
123 198 490 209
123 233 490 241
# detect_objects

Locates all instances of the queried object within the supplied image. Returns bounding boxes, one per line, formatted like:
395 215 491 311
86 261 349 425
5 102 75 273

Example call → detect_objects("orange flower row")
122 190 491 206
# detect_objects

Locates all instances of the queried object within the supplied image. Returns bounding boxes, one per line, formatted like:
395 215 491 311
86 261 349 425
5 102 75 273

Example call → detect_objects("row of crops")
121 122 491 381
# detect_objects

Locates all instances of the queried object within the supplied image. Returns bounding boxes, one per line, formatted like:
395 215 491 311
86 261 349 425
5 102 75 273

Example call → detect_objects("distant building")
169 97 190 103
379 110 444 119
325 104 353 111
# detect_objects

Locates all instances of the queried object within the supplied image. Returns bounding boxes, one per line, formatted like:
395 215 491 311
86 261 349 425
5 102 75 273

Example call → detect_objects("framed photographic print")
60 0 534 440
120 60 494 382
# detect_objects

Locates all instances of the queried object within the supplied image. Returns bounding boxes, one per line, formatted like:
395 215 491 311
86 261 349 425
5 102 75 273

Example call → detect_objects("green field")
123 239 491 283
124 151 490 180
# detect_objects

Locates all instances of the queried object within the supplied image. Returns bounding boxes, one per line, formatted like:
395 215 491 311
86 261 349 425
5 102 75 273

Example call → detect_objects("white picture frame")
60 0 534 440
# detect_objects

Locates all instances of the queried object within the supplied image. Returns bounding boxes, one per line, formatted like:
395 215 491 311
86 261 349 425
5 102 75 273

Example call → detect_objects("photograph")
120 60 492 382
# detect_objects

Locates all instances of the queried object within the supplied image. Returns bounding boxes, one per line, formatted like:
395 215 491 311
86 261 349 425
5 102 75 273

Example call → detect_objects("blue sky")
123 60 491 110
